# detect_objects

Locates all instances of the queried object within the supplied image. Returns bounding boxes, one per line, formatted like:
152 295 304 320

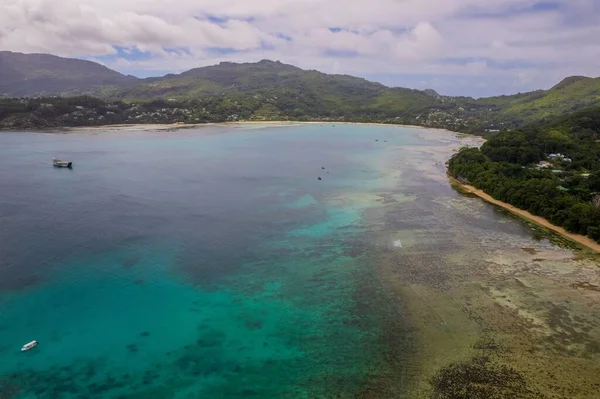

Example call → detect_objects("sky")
1 0 599 97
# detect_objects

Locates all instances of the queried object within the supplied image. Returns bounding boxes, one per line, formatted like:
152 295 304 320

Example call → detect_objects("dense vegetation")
0 92 514 132
0 97 206 129
2 53 600 133
448 106 600 241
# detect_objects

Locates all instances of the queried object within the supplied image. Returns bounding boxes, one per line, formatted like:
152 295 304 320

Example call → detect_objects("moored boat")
21 340 38 351
53 158 73 168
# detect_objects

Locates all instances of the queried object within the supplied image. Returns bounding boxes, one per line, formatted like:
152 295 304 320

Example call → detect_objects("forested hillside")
0 94 486 131
1 53 600 133
448 106 600 241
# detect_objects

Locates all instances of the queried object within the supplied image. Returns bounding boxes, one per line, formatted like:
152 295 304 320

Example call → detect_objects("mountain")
110 59 388 104
1 52 600 134
96 59 600 131
98 59 453 125
110 59 417 108
0 51 138 97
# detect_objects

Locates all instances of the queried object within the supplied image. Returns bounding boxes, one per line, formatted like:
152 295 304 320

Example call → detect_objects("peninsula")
448 105 600 247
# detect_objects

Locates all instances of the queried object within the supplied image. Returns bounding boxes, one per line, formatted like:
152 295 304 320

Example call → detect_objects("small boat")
53 158 73 168
21 340 38 351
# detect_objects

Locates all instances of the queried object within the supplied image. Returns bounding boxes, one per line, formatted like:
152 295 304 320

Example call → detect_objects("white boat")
53 158 73 168
21 340 38 351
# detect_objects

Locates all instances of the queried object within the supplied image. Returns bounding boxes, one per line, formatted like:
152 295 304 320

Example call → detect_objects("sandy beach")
65 123 210 132
64 120 457 134
456 181 600 253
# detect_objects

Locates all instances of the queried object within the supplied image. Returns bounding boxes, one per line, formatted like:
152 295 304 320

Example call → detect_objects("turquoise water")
0 124 439 398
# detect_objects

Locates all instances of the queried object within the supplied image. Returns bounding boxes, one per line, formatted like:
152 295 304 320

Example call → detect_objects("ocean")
2 124 596 398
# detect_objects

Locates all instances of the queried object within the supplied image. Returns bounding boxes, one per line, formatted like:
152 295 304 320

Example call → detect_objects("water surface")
1 125 598 398
0 125 433 398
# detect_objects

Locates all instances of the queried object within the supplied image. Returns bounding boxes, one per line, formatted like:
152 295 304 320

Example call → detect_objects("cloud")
0 0 599 96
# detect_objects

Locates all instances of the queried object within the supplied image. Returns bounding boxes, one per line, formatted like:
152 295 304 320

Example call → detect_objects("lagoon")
0 124 598 398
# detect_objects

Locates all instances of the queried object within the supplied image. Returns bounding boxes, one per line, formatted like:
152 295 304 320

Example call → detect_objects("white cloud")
0 0 599 95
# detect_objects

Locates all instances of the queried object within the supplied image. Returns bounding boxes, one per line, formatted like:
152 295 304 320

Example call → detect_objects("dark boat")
53 158 73 168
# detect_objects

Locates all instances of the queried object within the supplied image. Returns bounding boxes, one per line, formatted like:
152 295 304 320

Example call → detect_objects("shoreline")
453 179 600 253
42 121 459 135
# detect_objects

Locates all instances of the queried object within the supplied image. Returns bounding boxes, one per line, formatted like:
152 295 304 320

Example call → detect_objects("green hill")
100 59 449 126
109 60 416 113
113 60 385 101
478 76 600 126
0 51 138 97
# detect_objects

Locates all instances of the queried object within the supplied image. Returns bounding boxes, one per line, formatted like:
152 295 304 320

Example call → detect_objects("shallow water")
1 125 598 398
0 125 429 398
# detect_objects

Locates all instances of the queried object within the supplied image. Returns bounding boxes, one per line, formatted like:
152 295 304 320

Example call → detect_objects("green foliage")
2 55 600 135
449 106 600 242
0 97 190 128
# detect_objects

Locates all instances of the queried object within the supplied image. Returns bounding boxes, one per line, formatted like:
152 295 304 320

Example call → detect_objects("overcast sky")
2 0 599 96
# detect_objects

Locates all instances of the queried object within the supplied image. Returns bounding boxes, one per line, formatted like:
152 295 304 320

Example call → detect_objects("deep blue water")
0 124 435 398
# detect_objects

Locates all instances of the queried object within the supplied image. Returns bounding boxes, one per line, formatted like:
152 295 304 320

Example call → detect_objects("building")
536 161 552 168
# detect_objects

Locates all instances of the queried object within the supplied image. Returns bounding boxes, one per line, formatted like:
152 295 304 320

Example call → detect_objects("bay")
1 124 598 398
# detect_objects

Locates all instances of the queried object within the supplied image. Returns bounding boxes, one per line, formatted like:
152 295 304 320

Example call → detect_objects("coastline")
57 120 458 135
453 179 600 253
